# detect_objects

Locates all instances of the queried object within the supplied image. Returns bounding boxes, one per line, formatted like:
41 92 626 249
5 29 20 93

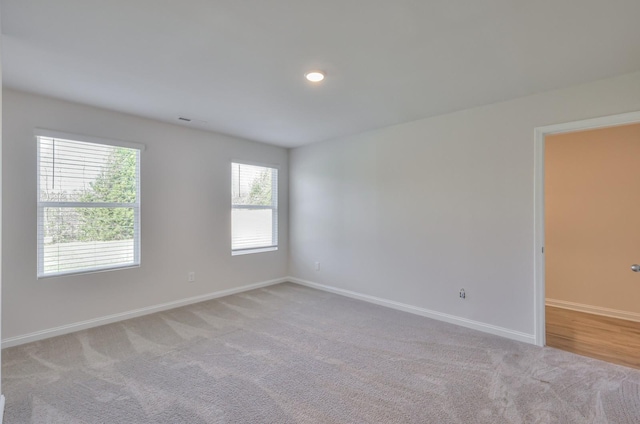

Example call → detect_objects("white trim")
39 201 138 208
289 277 535 344
36 136 142 278
37 264 141 280
533 111 640 136
231 158 281 170
231 162 279 254
232 204 274 210
546 298 640 323
34 128 146 151
533 126 546 347
0 395 5 424
232 246 278 256
533 110 640 347
1 277 287 348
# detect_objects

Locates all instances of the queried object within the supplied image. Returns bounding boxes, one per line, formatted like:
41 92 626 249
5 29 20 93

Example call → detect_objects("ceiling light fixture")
304 71 325 83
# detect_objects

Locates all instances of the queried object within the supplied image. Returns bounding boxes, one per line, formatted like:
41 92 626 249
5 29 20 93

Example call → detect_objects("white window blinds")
37 134 141 277
231 162 278 254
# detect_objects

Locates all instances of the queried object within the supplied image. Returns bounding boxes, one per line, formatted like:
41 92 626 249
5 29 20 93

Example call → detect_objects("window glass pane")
39 138 137 203
232 163 274 206
37 136 140 277
231 162 278 253
232 209 274 250
41 207 136 274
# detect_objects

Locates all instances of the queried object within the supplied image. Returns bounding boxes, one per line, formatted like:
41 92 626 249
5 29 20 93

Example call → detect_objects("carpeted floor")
3 282 640 423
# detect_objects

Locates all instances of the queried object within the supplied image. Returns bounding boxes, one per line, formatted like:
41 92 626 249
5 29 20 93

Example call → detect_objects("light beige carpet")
3 282 640 423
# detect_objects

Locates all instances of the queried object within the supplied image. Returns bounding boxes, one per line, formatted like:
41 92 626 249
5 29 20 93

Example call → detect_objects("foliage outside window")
231 162 278 254
37 134 141 277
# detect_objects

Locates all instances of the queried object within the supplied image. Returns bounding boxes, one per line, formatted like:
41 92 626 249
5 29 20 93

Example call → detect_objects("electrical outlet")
459 289 466 299
315 261 320 271
188 272 195 283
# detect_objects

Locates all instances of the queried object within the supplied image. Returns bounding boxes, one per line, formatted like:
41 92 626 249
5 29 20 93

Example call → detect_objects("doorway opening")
534 111 640 367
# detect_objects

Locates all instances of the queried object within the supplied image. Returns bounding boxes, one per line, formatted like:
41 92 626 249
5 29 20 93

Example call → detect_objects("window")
36 130 142 277
232 162 278 255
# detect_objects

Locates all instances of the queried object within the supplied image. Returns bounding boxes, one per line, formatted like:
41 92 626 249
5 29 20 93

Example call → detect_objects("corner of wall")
286 146 293 278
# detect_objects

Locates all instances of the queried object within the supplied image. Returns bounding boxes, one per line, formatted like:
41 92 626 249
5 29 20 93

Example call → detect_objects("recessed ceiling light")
304 71 325 82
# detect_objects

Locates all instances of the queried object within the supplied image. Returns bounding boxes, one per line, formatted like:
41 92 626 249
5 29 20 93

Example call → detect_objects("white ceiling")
3 0 640 148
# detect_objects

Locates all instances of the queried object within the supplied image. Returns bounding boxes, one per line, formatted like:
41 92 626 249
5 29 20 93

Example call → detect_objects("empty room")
2 1 640 423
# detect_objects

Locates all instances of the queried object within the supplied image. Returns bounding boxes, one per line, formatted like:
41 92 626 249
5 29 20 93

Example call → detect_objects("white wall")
289 71 640 339
2 89 289 341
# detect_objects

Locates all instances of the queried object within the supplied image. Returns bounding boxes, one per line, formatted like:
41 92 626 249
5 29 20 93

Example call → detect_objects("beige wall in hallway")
545 123 640 313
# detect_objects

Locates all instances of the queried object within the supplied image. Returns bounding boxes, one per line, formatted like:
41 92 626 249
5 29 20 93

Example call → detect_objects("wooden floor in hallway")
546 305 640 369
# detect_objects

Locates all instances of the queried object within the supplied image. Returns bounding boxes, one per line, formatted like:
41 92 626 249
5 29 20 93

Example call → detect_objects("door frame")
533 110 640 347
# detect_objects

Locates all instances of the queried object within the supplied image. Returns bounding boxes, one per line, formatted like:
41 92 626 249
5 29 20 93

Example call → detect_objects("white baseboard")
2 276 537 349
2 277 288 348
288 277 536 345
0 394 5 424
546 298 640 323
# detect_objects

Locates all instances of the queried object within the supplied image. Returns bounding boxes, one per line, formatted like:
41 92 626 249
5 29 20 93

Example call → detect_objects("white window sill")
38 263 140 279
232 246 278 256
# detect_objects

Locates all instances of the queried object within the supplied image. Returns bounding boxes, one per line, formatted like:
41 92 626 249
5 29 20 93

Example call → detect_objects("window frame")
231 160 279 256
35 129 145 278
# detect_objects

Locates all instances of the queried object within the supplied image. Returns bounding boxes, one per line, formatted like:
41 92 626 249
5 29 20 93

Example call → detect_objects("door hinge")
542 247 544 253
